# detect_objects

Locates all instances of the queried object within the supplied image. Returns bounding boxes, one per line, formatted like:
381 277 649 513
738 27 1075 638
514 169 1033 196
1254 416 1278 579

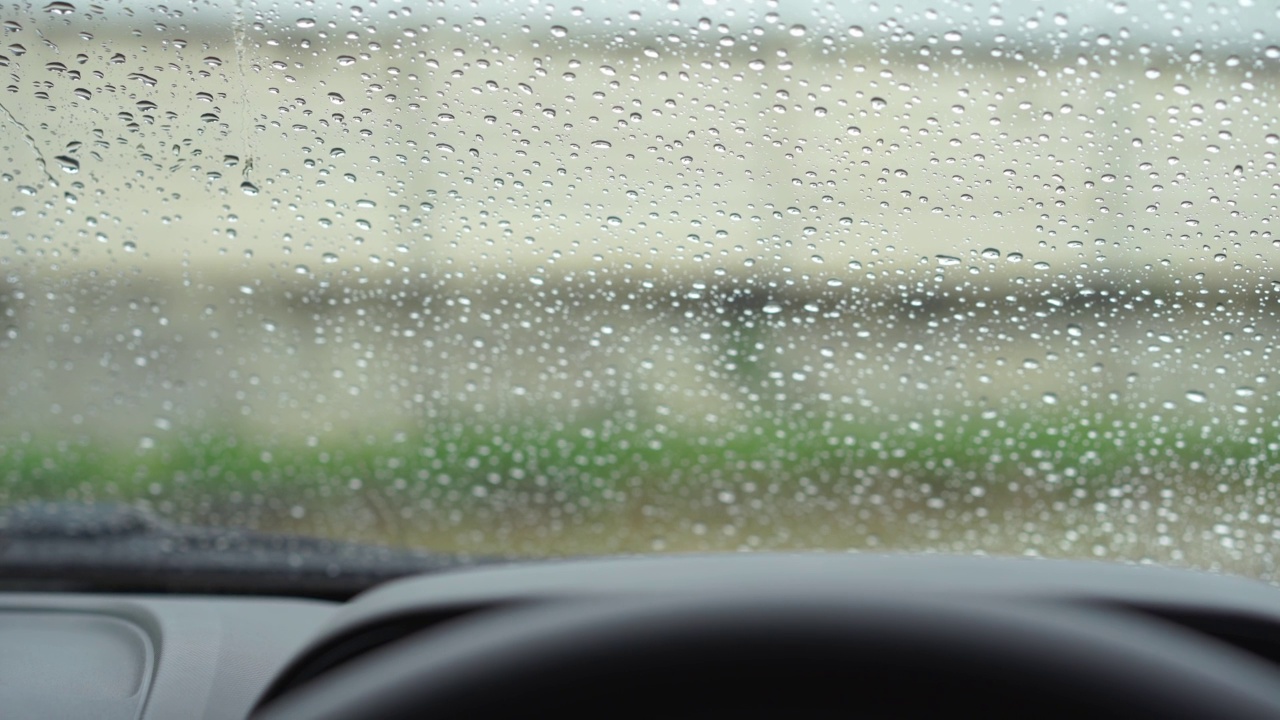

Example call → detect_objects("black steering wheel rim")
257 593 1280 719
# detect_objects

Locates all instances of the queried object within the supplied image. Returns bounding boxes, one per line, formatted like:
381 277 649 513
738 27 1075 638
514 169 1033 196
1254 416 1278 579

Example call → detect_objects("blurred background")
4 0 1280 574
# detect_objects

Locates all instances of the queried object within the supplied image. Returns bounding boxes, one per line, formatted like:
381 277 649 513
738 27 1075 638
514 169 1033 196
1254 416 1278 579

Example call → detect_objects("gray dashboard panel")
0 611 153 720
0 594 337 720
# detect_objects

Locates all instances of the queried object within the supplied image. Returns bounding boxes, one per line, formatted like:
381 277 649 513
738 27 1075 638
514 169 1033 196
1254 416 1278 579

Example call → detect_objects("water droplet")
328 92 345 104
53 155 79 173
591 140 612 149
935 255 961 266
980 248 1001 259
1042 392 1059 405
240 181 259 196
550 25 568 38
296 17 316 28
762 303 783 314
1186 390 1207 403
44 1 75 15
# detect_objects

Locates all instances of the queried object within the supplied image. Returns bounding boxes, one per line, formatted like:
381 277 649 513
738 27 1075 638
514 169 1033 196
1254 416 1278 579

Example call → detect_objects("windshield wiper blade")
0 501 506 599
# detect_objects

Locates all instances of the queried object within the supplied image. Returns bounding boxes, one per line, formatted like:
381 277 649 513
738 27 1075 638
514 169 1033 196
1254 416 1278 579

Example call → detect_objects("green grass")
4 407 1279 574
4 405 1278 510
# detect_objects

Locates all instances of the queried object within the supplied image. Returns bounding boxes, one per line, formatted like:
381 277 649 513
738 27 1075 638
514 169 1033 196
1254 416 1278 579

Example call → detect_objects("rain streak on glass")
0 0 1279 576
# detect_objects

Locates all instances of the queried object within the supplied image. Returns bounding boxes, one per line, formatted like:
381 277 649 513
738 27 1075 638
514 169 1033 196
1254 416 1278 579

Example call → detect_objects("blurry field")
3 407 1279 578
5 5 1280 579
4 275 1280 579
3 255 1280 578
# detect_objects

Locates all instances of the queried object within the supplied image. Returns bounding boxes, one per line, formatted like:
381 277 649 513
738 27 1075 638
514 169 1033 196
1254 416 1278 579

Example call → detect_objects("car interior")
11 554 1280 718
5 0 1280 716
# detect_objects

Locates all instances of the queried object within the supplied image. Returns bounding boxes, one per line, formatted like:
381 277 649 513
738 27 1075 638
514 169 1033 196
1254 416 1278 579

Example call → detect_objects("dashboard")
8 554 1280 718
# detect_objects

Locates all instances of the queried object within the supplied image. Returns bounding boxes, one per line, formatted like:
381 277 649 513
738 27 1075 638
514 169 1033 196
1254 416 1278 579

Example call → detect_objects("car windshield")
3 0 1279 582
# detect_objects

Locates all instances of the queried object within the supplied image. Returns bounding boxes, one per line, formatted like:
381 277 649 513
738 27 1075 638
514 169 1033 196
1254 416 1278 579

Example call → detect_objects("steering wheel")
256 594 1280 719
